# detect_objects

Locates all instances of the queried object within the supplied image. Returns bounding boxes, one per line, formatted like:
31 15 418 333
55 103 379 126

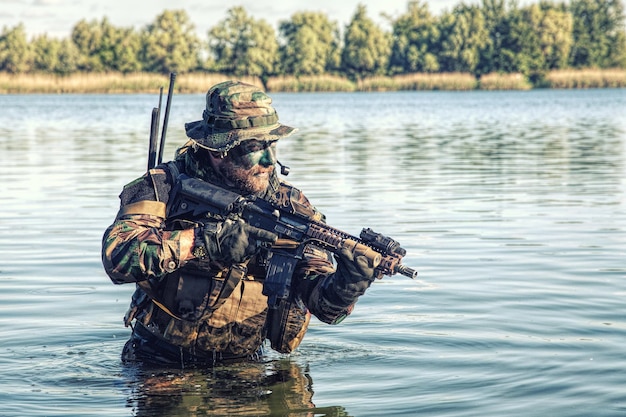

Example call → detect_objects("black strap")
207 263 248 312
167 160 181 181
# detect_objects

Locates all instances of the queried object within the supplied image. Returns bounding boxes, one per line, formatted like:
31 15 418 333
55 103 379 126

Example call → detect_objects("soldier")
102 80 377 366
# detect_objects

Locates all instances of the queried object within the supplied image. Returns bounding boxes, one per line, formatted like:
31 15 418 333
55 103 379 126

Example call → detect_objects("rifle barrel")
395 264 418 279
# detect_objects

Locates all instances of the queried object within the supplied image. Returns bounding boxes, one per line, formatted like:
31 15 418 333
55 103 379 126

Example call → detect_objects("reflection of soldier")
102 81 378 365
126 360 349 417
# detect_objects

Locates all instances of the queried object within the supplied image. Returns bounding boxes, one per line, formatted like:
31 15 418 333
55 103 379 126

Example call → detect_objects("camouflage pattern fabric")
102 147 362 364
184 81 296 153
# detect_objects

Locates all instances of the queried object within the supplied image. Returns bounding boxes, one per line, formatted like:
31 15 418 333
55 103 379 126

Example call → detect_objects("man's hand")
333 246 378 295
200 218 277 264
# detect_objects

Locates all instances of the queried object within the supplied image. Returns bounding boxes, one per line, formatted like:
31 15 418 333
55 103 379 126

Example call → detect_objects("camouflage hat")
184 80 296 152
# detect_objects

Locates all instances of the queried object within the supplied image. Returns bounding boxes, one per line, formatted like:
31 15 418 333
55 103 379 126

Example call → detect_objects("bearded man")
102 81 377 366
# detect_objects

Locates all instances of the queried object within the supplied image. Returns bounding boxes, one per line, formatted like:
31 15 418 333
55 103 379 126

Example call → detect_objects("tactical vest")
127 161 311 357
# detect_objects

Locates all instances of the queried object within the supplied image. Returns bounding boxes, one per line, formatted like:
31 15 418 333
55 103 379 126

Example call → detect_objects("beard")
219 159 273 195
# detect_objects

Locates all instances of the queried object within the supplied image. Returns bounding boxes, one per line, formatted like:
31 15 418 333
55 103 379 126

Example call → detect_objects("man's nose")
259 146 277 167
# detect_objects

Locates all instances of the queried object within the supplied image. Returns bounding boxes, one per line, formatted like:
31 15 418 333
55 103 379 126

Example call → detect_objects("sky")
1 0 467 39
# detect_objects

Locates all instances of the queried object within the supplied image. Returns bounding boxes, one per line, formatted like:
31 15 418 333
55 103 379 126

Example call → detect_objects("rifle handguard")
272 238 300 250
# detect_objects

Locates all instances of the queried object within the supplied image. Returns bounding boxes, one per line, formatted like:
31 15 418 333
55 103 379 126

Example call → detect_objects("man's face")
218 139 278 194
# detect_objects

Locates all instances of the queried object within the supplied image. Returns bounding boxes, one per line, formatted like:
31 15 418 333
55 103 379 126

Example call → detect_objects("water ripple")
1 90 625 416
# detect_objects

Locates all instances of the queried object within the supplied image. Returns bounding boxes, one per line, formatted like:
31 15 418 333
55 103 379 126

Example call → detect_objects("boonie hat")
185 80 296 152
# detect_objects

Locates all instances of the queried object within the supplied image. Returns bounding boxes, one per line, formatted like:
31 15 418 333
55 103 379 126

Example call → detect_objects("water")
0 88 625 416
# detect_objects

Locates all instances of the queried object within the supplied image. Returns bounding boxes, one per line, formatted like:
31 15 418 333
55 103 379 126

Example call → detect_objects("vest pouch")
266 298 311 354
206 263 248 313
160 263 248 323
162 268 217 322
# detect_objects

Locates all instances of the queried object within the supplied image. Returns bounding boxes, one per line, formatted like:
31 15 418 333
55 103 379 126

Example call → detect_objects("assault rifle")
168 174 418 311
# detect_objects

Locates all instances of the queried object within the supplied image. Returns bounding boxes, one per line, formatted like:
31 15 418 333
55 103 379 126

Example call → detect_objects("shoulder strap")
167 160 181 181
118 200 166 218
137 161 246 321
206 263 249 312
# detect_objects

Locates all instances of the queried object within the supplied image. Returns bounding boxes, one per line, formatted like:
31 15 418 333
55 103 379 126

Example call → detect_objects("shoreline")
0 69 625 94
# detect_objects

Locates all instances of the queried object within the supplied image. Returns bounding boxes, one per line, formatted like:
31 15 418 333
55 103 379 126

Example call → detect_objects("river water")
1 88 625 416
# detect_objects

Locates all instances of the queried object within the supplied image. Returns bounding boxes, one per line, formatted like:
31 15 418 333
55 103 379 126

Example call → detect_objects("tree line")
0 0 624 85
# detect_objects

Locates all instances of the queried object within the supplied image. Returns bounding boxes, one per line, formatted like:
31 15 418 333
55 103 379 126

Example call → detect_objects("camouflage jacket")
102 148 361 359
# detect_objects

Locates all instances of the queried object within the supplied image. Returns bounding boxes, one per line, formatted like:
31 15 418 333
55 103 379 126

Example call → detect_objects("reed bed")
0 72 262 94
479 72 532 90
1 70 624 93
0 73 163 94
176 73 262 92
394 72 476 90
359 73 477 91
266 75 356 92
356 76 398 92
545 68 626 89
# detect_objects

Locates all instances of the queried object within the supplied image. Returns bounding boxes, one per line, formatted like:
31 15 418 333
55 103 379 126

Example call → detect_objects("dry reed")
1 70 624 94
359 73 477 91
0 72 263 94
266 75 356 92
398 72 476 91
176 73 263 92
479 73 532 90
545 68 626 89
356 76 398 91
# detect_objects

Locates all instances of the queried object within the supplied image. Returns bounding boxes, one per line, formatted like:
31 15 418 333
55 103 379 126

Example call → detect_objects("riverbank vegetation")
1 69 623 94
0 0 624 92
0 73 262 94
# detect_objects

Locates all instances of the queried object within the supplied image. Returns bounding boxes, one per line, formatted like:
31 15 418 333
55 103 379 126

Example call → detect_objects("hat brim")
185 120 297 152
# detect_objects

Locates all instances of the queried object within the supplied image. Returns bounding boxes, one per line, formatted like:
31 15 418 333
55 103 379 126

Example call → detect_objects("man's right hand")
198 218 277 264
334 246 378 287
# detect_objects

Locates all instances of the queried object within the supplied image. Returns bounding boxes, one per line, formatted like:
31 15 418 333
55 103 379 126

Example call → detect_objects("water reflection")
123 359 348 417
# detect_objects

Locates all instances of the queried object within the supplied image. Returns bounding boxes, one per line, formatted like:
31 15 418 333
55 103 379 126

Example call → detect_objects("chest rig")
165 161 256 322
123 161 255 328
126 160 318 355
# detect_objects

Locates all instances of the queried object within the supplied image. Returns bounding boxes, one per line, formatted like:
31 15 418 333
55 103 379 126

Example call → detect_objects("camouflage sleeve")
102 214 187 284
101 166 187 284
294 246 364 325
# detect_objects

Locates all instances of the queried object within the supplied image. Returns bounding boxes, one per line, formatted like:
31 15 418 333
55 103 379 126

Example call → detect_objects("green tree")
209 6 279 80
438 3 490 74
0 24 32 73
279 11 341 76
56 39 81 75
477 0 508 74
342 4 391 79
100 23 142 73
140 10 201 73
569 0 626 68
31 34 60 73
71 18 140 72
504 4 545 76
33 36 80 75
71 18 106 71
499 2 573 80
535 2 573 70
389 1 440 74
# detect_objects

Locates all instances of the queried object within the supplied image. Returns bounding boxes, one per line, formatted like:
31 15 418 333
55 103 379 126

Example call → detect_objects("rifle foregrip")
342 239 382 267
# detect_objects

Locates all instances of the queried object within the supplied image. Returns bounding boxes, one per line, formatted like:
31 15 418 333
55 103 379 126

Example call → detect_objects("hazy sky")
1 0 468 39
